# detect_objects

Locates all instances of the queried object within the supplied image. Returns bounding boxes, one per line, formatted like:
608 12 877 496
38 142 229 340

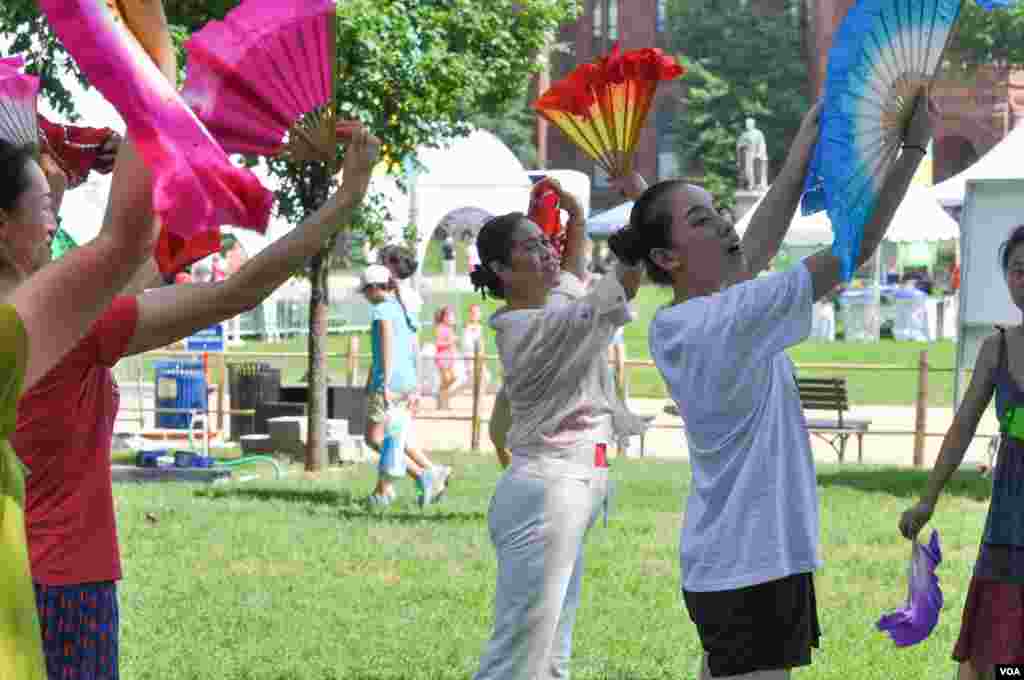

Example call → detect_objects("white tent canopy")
369 128 533 265
586 200 633 239
735 185 959 245
932 124 1024 207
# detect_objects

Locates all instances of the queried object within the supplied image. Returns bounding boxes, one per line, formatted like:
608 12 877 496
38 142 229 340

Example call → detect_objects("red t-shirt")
14 296 139 586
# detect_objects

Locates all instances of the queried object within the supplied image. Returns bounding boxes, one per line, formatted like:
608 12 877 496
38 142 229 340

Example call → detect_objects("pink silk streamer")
37 0 274 276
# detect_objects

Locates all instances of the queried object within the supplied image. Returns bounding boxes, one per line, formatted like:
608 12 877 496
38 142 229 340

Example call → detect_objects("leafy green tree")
948 2 1024 69
665 0 807 208
0 0 578 469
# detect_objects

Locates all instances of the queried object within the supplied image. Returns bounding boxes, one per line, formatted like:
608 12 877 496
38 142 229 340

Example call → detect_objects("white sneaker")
430 465 452 502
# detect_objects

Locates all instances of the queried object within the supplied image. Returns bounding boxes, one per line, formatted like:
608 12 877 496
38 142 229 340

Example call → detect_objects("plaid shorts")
34 581 119 680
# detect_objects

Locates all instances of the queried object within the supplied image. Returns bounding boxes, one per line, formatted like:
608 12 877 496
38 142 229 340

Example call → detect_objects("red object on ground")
595 443 609 468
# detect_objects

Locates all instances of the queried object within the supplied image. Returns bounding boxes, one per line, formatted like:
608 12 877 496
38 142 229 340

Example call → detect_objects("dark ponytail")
471 212 525 300
1000 224 1024 273
608 180 685 286
0 139 38 213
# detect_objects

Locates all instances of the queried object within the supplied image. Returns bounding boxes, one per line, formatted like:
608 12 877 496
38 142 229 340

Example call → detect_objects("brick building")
537 0 1021 212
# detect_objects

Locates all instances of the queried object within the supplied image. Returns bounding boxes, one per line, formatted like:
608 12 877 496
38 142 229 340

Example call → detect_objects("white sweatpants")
473 461 604 680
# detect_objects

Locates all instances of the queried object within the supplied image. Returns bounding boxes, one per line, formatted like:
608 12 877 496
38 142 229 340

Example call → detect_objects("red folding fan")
534 43 685 178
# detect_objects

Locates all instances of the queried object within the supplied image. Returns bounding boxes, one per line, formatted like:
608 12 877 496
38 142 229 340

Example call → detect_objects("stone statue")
736 117 769 191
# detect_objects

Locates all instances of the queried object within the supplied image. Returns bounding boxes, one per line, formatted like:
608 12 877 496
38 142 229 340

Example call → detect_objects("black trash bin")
228 363 281 439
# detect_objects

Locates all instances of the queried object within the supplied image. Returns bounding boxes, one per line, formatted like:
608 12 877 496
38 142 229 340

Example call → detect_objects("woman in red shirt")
16 126 379 680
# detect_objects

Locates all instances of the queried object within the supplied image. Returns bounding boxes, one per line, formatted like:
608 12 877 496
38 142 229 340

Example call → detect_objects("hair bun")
470 264 501 299
608 226 645 266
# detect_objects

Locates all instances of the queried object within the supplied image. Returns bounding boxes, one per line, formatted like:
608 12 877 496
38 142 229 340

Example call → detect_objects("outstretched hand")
610 171 648 201
335 121 380 196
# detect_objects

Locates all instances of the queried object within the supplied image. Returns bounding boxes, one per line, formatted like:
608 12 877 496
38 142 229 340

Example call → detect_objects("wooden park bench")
661 376 871 463
796 377 871 463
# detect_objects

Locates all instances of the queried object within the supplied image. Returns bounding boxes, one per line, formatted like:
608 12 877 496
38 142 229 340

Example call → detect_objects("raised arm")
121 125 378 356
13 135 158 389
805 95 935 301
739 101 821 276
554 180 588 280
899 332 998 539
12 0 176 387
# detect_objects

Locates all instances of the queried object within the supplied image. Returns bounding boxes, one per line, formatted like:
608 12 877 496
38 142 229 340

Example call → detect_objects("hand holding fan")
534 44 684 179
801 0 958 281
182 0 339 166
37 0 274 276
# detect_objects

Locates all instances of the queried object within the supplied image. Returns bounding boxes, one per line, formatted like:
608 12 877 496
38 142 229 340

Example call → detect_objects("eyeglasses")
512 236 553 256
362 283 387 292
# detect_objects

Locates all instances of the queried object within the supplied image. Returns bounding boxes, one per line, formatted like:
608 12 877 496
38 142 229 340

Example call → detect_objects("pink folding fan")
182 0 338 165
37 0 275 276
0 56 39 148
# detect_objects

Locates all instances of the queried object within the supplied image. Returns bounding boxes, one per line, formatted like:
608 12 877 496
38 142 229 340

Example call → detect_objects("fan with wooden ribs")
36 0 275 277
182 0 343 168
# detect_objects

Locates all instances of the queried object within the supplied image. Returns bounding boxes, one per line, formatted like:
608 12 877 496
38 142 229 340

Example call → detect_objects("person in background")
460 303 489 395
442 233 457 287
378 243 423 325
360 265 450 506
434 305 458 409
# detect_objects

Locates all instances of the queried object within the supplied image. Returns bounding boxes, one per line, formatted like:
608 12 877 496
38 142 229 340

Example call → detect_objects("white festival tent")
586 200 634 239
932 123 1024 207
734 184 959 245
369 127 534 268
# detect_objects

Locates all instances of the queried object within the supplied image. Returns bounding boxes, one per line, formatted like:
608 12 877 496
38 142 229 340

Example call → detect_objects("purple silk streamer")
877 529 943 647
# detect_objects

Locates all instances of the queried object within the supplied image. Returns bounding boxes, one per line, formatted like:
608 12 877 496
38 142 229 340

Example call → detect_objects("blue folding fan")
801 0 966 281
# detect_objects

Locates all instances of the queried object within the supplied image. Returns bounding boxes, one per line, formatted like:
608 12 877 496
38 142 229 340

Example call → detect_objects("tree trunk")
299 161 333 474
305 249 330 472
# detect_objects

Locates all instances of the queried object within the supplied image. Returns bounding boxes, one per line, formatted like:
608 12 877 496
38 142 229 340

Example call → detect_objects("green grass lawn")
113 456 990 679
118 284 965 407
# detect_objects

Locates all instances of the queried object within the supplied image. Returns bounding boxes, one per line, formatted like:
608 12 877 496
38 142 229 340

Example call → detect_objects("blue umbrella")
801 0 964 282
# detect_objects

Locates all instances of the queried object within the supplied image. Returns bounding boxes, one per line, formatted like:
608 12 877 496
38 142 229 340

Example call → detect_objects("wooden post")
136 354 144 431
471 342 484 452
913 350 929 467
346 334 359 387
218 353 226 433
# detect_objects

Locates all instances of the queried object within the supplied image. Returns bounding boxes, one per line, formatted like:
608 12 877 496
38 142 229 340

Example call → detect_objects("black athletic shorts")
683 572 820 677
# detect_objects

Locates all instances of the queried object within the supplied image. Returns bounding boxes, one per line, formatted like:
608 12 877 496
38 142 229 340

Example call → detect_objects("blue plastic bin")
154 361 207 429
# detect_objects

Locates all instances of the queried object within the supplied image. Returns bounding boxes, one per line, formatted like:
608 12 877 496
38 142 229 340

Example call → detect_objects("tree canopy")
0 0 576 226
666 0 807 207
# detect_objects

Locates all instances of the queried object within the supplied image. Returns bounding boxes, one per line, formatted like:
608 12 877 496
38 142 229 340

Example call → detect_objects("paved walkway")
116 386 999 470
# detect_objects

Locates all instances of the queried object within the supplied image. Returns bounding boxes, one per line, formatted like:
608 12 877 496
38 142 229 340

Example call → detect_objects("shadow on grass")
194 486 486 523
816 465 992 503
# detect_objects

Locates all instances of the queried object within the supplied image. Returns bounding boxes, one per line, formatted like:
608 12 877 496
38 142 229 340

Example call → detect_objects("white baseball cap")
360 264 391 289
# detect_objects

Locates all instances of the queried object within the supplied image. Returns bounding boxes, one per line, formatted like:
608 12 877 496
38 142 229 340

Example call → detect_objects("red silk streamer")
37 115 116 189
